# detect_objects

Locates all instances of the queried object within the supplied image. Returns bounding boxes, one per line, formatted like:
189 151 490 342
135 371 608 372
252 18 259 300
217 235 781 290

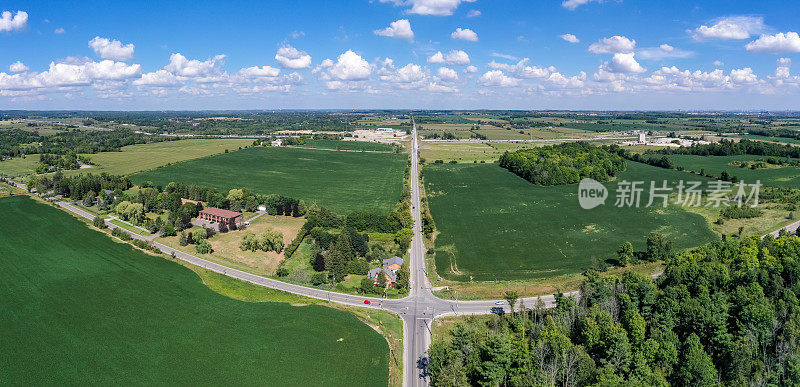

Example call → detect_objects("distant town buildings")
346 128 405 144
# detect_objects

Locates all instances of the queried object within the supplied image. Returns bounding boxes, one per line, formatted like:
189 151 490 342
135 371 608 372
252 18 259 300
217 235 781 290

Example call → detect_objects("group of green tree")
499 142 627 186
36 153 92 173
26 172 131 200
424 132 458 140
657 138 800 158
239 228 284 253
178 228 214 254
430 233 800 386
0 128 173 159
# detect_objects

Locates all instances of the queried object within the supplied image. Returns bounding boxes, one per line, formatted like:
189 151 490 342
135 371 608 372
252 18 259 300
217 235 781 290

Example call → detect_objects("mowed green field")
667 154 800 189
425 162 717 281
71 138 254 176
0 196 388 385
131 146 407 214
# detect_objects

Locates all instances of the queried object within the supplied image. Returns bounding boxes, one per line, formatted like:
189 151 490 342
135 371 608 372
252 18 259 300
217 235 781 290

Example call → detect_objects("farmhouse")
367 256 404 285
198 207 242 227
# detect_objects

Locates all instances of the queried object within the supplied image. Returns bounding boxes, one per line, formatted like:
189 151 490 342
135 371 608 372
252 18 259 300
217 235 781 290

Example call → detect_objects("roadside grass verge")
109 219 151 236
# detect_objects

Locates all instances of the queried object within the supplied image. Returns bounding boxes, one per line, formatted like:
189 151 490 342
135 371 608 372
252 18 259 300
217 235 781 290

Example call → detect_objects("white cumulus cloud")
0 10 27 32
379 0 476 16
133 70 181 86
165 53 225 78
746 32 800 53
88 37 135 61
601 53 646 73
427 50 470 65
730 67 758 84
488 58 555 79
314 50 372 90
238 66 281 78
467 10 481 17
588 36 636 54
437 67 458 82
451 28 478 42
560 34 580 43
374 19 414 41
275 45 312 69
478 70 519 87
327 50 371 81
9 61 28 73
692 16 765 41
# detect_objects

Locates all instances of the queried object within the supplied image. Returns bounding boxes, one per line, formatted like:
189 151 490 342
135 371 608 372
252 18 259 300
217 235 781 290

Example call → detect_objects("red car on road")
364 300 371 305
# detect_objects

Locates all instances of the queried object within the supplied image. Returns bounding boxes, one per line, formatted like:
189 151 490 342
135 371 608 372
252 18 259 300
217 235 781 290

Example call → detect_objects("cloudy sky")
1 0 800 110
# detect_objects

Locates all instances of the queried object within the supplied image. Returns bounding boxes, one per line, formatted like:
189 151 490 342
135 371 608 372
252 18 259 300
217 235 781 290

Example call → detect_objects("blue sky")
1 0 799 110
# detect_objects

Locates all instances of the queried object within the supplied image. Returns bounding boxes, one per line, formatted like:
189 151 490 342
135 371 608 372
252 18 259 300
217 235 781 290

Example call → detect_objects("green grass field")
69 138 254 176
667 154 800 189
131 146 407 214
296 139 396 152
0 195 388 385
0 154 39 178
425 161 717 281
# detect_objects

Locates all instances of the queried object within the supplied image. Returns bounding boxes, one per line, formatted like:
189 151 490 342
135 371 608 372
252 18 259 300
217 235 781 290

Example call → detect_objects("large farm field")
0 195 388 386
131 146 407 214
424 161 717 281
71 138 254 176
667 154 800 189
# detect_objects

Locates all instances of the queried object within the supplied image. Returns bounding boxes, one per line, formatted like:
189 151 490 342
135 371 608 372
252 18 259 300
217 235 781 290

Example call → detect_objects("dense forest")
430 233 800 386
499 142 627 186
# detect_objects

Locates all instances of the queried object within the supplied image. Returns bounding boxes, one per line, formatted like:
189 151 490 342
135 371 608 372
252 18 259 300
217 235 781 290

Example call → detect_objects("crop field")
68 138 254 176
131 146 407 214
420 142 499 163
0 196 388 386
667 154 800 189
296 139 396 152
424 161 717 281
